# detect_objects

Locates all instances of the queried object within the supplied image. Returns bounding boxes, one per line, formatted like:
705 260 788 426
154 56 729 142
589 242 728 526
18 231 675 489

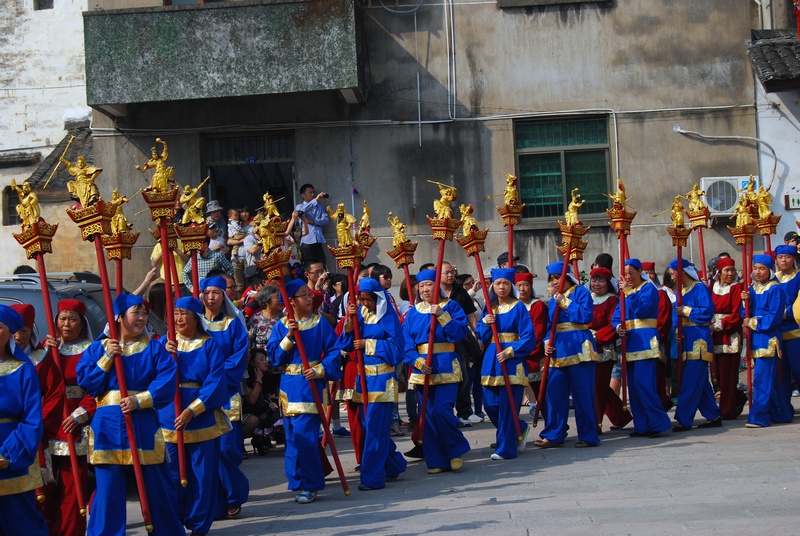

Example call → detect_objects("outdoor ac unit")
700 176 759 216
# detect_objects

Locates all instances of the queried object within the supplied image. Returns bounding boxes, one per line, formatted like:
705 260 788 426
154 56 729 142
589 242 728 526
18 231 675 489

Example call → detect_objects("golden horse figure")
564 188 585 226
388 212 408 248
10 179 41 229
136 138 175 192
459 203 478 236
503 174 520 206
327 203 357 247
108 189 133 235
685 183 706 213
62 155 102 209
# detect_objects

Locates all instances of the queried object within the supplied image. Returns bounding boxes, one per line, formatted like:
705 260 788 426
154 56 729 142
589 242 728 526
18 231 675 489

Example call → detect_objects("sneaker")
450 457 463 471
457 418 472 428
528 403 537 417
296 490 317 504
468 413 483 424
331 427 350 437
518 425 530 452
793 390 800 397
490 453 505 460
476 412 487 421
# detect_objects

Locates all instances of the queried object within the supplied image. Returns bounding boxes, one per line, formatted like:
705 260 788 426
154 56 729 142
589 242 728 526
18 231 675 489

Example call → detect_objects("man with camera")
295 183 330 268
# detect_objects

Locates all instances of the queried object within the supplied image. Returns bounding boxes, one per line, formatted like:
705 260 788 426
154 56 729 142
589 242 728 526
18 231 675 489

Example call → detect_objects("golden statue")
326 203 356 247
564 188 585 226
254 215 282 252
136 138 175 192
739 175 757 205
429 181 458 219
755 185 773 220
669 195 686 228
388 212 408 248
262 193 282 219
108 189 133 235
607 182 628 210
459 203 478 236
359 199 371 234
179 177 209 225
684 183 706 213
503 174 520 206
61 155 101 209
10 179 41 229
732 195 752 227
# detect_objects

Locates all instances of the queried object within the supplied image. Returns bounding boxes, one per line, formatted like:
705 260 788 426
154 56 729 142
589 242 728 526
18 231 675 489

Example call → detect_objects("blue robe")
268 314 342 492
77 334 183 536
612 281 671 435
743 279 793 426
542 285 599 445
777 270 800 402
402 299 470 470
476 299 533 458
340 306 407 488
673 280 720 428
0 346 47 536
158 334 230 534
201 313 250 514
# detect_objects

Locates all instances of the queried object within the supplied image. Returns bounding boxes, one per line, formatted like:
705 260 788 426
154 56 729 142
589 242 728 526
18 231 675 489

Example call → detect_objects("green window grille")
515 118 610 220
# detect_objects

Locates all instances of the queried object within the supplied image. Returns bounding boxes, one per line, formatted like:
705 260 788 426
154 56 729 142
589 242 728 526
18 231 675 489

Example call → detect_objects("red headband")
57 299 86 317
716 257 735 270
514 273 533 284
590 267 613 281
641 262 655 271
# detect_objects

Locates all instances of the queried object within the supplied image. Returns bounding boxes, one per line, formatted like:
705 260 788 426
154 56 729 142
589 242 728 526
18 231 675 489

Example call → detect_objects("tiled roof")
748 29 800 93
27 124 94 189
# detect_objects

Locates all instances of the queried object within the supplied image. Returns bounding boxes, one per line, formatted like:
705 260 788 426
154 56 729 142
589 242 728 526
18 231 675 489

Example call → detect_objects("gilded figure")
326 203 356 247
430 181 457 219
10 179 41 228
670 195 686 228
388 212 408 248
755 186 773 220
684 183 706 213
564 188 585 226
503 174 520 206
108 189 133 235
62 154 101 209
359 200 371 234
459 203 478 236
136 138 175 192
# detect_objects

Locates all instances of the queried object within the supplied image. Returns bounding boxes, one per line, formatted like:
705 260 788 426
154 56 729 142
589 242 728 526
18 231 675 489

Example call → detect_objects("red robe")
590 293 624 430
710 281 746 419
522 299 548 382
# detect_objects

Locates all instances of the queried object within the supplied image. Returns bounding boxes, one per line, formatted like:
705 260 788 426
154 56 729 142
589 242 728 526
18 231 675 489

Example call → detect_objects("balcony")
83 0 364 107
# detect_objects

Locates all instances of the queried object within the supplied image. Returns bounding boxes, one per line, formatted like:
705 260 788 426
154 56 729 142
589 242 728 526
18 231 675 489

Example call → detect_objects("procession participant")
742 254 794 428
669 258 721 431
0 305 48 536
340 278 407 490
587 267 623 434
42 299 95 536
199 275 249 519
535 262 599 449
477 268 534 459
267 279 342 504
76 294 184 536
402 269 470 473
645 261 674 410
774 244 800 403
612 259 671 438
710 257 747 419
161 296 230 536
516 272 547 421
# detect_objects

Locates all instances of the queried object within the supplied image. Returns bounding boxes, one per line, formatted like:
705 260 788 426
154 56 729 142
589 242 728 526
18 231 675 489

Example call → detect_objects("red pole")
618 235 629 409
35 254 87 516
765 234 773 256
473 254 523 439
167 248 182 299
191 250 200 298
402 264 415 311
532 242 573 427
697 227 708 283
417 238 448 445
91 237 153 531
274 279 350 495
507 224 515 268
347 268 369 416
742 244 753 407
676 245 685 389
159 222 187 488
116 259 124 297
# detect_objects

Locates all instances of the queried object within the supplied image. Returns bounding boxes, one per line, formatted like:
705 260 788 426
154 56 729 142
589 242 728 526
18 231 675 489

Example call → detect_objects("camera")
322 193 330 198
296 210 304 217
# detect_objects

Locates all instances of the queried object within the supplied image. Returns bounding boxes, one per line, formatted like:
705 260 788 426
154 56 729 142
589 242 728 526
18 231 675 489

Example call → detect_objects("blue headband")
753 254 774 270
200 275 227 292
113 294 144 318
0 304 24 333
417 269 437 283
545 261 570 277
491 268 516 283
624 258 643 270
358 278 382 294
279 278 308 306
175 296 204 315
774 245 796 257
668 258 691 270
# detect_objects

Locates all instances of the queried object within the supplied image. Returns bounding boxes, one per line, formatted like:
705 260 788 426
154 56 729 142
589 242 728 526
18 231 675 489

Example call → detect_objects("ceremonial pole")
175 222 207 300
685 183 710 283
102 191 139 298
418 181 461 445
12 201 87 516
457 215 523 439
255 248 350 496
496 175 525 269
66 199 153 531
386 212 418 312
607 178 636 409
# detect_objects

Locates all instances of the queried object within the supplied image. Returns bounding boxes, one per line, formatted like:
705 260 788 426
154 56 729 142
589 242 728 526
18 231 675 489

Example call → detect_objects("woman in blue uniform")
76 294 183 536
267 279 342 504
341 278 407 490
402 269 470 473
0 305 48 536
476 268 534 459
161 296 231 535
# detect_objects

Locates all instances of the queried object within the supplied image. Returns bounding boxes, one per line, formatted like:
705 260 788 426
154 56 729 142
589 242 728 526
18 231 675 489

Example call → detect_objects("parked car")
0 272 167 340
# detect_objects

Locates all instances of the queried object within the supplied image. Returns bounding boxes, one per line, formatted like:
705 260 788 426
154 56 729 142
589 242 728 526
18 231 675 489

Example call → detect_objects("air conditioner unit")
700 176 759 216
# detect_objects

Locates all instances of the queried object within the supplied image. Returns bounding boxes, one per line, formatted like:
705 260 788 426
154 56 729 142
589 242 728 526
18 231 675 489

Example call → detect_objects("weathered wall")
0 0 91 274
87 0 760 292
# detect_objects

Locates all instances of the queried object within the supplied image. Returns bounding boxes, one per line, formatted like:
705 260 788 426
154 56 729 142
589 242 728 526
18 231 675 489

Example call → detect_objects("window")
3 187 22 227
515 117 610 220
34 0 54 10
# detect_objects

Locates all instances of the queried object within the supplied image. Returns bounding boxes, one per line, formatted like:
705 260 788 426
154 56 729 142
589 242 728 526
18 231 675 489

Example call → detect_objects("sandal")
227 506 242 518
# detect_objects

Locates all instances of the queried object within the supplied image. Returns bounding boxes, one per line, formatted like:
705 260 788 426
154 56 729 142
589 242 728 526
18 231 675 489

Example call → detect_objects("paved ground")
121 395 800 535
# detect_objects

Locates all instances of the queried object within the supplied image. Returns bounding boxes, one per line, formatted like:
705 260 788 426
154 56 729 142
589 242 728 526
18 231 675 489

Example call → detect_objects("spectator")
182 237 235 293
496 252 520 268
207 221 229 256
295 183 330 267
206 200 227 243
150 240 189 285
